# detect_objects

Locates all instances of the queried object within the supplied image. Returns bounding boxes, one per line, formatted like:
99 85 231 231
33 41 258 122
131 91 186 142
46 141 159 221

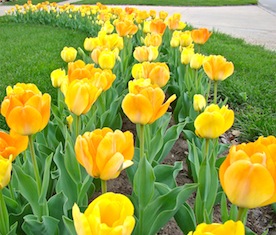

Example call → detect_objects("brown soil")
107 117 276 235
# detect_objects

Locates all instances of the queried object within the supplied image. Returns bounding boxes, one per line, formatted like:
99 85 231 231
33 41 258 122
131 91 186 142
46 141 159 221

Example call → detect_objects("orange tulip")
68 60 99 83
122 79 176 124
203 55 234 81
73 192 135 235
115 19 138 37
191 28 212 45
219 137 276 208
0 130 28 161
150 19 167 35
75 128 134 180
1 83 51 136
188 220 245 235
194 104 234 139
166 13 186 31
64 78 102 116
132 62 170 87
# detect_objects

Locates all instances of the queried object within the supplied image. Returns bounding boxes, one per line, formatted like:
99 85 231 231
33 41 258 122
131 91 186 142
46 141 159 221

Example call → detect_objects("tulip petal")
122 94 153 124
7 106 43 136
72 204 92 235
223 160 275 208
99 152 124 180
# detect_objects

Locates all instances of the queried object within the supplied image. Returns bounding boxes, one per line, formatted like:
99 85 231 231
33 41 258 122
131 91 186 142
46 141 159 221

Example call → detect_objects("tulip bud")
60 46 77 63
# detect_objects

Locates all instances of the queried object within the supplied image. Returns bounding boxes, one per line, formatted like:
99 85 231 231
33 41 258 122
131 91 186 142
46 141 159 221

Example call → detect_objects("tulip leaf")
53 143 78 211
143 183 197 235
155 121 186 163
62 216 77 235
48 192 68 234
220 191 230 222
77 174 94 206
22 215 59 235
6 222 18 235
174 203 196 235
154 161 183 188
12 164 40 217
133 155 155 208
39 154 53 204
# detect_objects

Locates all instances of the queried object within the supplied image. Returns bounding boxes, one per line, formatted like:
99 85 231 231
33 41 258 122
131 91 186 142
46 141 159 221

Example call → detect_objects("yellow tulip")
98 49 116 70
193 94 206 112
181 46 195 65
203 55 234 81
179 31 193 47
65 78 102 116
83 37 99 51
144 33 163 47
73 192 135 235
159 10 168 20
75 128 134 180
194 104 234 139
133 46 159 62
1 83 51 136
188 220 245 235
170 36 180 48
0 155 12 190
190 53 205 69
102 20 114 34
91 69 116 91
50 68 67 88
122 79 176 124
219 137 276 208
0 130 28 161
191 28 212 45
60 46 77 62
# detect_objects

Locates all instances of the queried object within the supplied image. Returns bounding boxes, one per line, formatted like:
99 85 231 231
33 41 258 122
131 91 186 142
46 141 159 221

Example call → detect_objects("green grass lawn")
2 0 63 5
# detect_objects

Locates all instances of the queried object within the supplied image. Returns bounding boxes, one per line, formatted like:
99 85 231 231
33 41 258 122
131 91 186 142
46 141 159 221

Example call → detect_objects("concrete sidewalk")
0 2 275 51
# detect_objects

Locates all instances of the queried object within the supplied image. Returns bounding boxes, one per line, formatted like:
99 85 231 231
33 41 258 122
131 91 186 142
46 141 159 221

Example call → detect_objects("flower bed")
1 1 276 235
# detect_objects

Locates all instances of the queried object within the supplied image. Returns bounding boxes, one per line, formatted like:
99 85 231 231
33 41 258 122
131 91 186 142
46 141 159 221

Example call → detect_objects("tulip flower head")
190 53 205 70
188 220 245 235
1 83 51 136
60 46 77 62
132 62 170 87
50 68 67 88
194 104 234 139
191 28 212 45
150 18 167 35
73 192 135 235
0 155 12 190
64 78 102 116
122 78 176 124
144 32 162 47
75 128 134 180
133 46 159 62
0 130 28 161
219 137 276 208
193 94 206 112
98 49 116 70
203 55 234 81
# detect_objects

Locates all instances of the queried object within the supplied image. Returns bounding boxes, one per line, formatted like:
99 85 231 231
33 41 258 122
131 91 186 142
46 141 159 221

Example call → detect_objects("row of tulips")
1 1 276 235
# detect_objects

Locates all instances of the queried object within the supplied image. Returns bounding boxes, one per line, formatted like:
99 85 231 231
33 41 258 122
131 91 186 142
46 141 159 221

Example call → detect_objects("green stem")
28 135 41 195
101 180 107 194
236 207 248 224
0 190 9 235
204 138 210 162
138 124 146 234
205 79 212 101
75 115 81 138
195 69 199 93
139 124 145 160
213 81 218 104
